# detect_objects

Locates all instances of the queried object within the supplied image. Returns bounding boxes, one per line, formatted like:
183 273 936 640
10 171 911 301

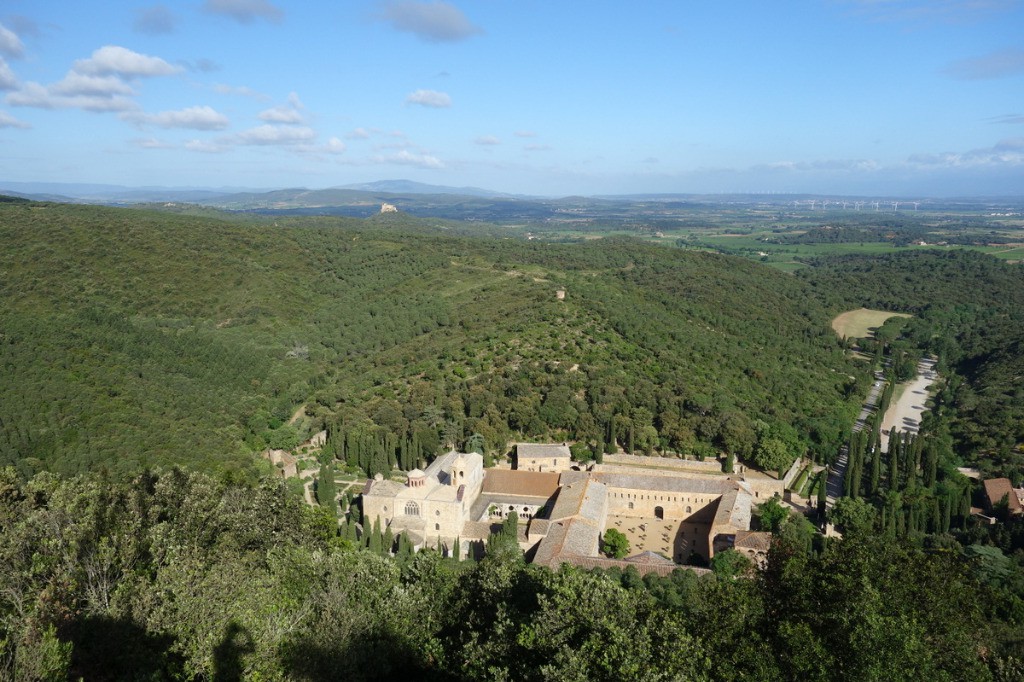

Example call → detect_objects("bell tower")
450 454 467 486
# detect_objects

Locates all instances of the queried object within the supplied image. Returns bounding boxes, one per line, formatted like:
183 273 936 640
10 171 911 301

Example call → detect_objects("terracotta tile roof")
733 530 772 552
624 550 675 565
984 478 1023 513
482 469 561 498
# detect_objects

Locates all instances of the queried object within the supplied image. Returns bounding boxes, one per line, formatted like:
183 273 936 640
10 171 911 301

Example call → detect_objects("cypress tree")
924 444 937 488
817 473 827 517
453 536 461 561
869 446 881 496
317 461 336 514
888 432 899 491
369 517 382 553
383 525 394 556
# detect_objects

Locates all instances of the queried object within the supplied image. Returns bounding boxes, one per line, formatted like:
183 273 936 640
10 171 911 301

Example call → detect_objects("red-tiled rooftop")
482 469 561 498
984 478 1022 513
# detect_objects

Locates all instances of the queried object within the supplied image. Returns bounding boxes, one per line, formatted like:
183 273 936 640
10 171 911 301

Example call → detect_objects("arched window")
686 506 692 514
628 501 634 510
655 506 664 520
405 501 420 516
435 523 440 531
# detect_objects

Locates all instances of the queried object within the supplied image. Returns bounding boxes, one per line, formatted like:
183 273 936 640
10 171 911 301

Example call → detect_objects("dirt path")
287 404 305 426
879 358 938 453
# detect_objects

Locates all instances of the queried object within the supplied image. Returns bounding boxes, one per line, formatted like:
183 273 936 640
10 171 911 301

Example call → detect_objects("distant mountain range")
335 179 522 198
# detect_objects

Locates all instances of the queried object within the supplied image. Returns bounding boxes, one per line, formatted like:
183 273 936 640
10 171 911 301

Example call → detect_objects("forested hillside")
799 251 1024 477
0 200 864 479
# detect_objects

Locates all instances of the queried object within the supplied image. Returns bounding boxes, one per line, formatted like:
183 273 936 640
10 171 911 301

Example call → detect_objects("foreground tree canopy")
0 468 1015 681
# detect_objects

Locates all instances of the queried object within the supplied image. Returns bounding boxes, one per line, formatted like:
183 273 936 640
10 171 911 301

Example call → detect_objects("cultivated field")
831 308 912 339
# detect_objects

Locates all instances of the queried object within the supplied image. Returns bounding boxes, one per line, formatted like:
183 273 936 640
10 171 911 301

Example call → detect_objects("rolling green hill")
0 200 866 479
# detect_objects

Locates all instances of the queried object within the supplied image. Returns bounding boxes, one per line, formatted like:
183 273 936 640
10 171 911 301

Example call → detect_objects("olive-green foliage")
0 467 1009 681
0 201 864 480
601 528 631 559
800 250 1024 478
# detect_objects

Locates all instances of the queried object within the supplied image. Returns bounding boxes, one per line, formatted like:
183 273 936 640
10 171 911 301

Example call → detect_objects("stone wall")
603 453 724 473
605 486 719 522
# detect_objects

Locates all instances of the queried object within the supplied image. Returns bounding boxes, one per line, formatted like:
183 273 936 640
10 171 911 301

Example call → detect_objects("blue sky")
1 0 1022 196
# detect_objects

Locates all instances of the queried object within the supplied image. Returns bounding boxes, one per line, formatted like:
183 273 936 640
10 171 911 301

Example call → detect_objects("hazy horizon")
1 1 1023 197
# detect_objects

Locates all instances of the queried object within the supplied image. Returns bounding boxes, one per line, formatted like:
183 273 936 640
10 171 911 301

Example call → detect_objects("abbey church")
362 443 775 573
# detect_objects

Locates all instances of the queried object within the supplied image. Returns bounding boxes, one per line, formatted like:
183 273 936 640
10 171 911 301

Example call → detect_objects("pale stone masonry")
514 442 572 473
361 443 766 571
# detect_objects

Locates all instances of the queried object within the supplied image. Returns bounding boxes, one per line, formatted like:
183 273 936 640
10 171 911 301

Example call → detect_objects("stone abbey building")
362 444 775 574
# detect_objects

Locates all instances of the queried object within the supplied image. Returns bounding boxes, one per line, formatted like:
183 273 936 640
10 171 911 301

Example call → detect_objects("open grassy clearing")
831 308 913 340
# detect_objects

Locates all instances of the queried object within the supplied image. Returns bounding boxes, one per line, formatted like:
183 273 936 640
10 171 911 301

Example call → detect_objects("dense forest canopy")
799 251 1024 477
4 199 1024 679
0 200 865 480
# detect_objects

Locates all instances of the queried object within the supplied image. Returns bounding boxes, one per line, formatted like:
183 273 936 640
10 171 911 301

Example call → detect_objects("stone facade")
362 446 758 573
362 450 484 548
514 442 572 473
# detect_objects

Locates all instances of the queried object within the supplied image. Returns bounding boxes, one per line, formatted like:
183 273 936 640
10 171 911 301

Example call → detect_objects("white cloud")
213 83 269 100
203 0 284 24
131 137 174 149
259 94 305 123
524 143 551 152
323 137 346 154
6 81 138 112
376 149 444 168
51 73 135 97
123 105 230 130
0 22 24 59
906 138 1024 168
943 48 1024 80
380 1 482 42
0 58 17 90
134 5 177 35
405 89 451 108
0 110 29 129
297 136 347 156
474 135 500 145
236 123 316 145
260 105 304 123
347 127 372 139
989 113 1024 125
185 139 229 153
73 46 182 78
514 130 537 138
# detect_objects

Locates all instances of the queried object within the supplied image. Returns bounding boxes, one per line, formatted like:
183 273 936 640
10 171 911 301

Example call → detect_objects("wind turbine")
873 201 880 211
912 201 920 211
841 200 849 210
809 199 817 210
892 201 899 211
